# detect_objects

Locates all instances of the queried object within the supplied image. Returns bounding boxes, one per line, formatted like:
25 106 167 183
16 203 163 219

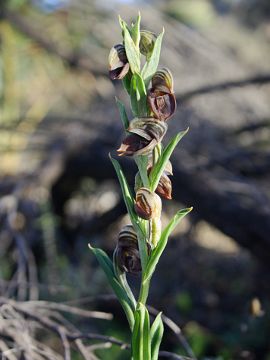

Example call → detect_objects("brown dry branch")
0 297 114 360
177 73 270 102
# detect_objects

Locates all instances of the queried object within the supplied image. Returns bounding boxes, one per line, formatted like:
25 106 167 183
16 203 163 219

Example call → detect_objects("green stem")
135 155 150 188
138 277 150 306
136 224 148 271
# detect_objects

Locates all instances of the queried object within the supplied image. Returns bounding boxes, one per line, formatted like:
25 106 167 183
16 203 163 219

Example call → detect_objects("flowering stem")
89 13 193 360
135 155 150 188
138 277 150 306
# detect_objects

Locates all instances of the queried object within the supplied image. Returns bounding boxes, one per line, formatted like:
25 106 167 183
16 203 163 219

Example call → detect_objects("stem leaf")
135 154 150 188
123 23 140 74
130 13 141 49
130 73 148 117
110 155 138 228
143 306 151 359
132 304 151 360
132 309 141 360
143 207 193 283
122 70 132 94
149 129 189 192
115 97 129 130
141 29 164 87
88 245 135 329
130 74 139 116
150 312 164 360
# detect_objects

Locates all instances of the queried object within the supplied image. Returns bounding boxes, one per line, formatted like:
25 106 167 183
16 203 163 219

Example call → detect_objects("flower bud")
117 118 167 156
114 225 141 274
156 173 172 200
148 68 177 121
135 187 162 220
148 161 173 200
139 30 157 60
108 44 129 80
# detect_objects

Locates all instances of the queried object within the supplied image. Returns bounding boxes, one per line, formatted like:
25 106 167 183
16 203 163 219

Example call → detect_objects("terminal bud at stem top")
139 30 157 60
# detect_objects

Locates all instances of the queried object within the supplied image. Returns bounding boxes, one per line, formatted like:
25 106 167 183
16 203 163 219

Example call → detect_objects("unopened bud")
135 187 162 220
139 30 157 60
156 173 172 200
148 161 173 200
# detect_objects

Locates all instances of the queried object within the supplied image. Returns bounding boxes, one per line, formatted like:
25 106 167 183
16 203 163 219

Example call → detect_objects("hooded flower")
148 68 176 121
134 187 162 220
114 225 141 274
108 44 130 80
117 117 167 156
149 160 173 200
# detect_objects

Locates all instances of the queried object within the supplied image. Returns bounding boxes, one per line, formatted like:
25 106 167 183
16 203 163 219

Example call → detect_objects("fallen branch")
178 74 270 102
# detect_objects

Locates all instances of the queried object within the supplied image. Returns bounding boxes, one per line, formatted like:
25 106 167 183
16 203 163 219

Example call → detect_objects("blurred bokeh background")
0 0 270 359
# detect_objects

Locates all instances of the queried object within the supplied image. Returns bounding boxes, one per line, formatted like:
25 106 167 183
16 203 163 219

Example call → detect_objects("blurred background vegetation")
0 0 270 359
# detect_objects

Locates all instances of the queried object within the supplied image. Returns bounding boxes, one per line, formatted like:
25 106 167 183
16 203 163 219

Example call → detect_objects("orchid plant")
89 13 192 359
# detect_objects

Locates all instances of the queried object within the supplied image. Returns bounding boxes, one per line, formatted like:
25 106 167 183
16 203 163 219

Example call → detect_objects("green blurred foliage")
175 291 193 315
165 0 216 28
185 321 214 357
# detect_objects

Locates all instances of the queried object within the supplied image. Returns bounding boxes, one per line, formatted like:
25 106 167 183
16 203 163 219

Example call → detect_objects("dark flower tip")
108 44 129 80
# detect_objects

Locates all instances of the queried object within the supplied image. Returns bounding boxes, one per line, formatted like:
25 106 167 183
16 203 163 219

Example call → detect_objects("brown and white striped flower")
135 187 162 220
149 160 173 200
108 44 130 80
117 118 167 156
114 225 141 274
148 68 176 121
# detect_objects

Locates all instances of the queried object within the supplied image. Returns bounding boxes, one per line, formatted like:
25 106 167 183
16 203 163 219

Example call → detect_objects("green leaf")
110 156 148 270
135 73 148 116
141 29 164 87
113 249 137 309
123 23 140 74
135 154 150 188
149 129 189 192
130 13 141 49
132 304 151 360
88 245 135 329
130 73 148 117
115 97 129 130
118 15 129 32
130 74 139 116
142 307 151 359
132 309 141 360
150 313 164 360
143 207 193 283
122 71 132 94
110 155 138 227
